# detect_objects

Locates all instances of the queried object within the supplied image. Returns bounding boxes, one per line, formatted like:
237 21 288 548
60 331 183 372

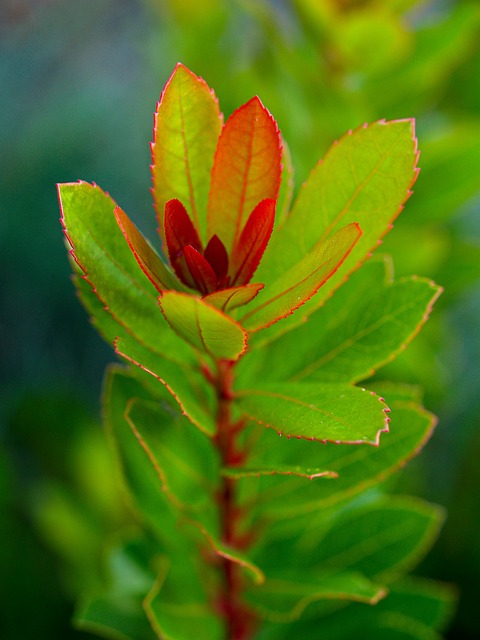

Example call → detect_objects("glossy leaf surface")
152 64 222 243
235 383 389 445
159 291 247 360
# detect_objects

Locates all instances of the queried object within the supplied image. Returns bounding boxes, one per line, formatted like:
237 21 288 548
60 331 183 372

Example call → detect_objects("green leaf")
237 222 361 332
244 273 442 384
117 382 264 586
222 465 338 480
103 366 180 538
159 290 247 360
377 577 457 632
74 273 216 438
74 536 161 640
58 181 196 367
254 119 418 337
114 205 184 292
245 571 386 623
203 282 264 312
152 64 223 244
124 397 219 523
144 558 224 640
235 383 390 445
114 336 216 436
76 595 156 640
284 577 456 640
243 401 436 520
301 495 444 584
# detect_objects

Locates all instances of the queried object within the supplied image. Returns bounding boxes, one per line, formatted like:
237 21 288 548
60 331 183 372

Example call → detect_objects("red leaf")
204 234 229 281
164 198 202 287
229 198 276 286
207 97 282 253
184 245 218 295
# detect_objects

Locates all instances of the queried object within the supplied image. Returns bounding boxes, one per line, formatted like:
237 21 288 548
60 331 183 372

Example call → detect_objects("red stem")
214 360 256 640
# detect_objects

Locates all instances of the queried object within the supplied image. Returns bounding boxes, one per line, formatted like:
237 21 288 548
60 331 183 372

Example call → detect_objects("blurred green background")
1 0 479 638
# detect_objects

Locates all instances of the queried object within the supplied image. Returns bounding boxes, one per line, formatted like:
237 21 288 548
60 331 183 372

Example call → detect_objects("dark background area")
1 1 479 638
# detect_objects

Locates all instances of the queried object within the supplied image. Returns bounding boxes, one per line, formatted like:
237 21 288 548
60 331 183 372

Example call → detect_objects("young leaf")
159 291 247 360
255 119 418 333
152 64 223 244
184 245 218 295
235 383 389 445
114 205 182 293
203 234 229 280
229 198 276 286
164 198 203 289
203 283 264 313
73 272 214 439
244 572 386 623
207 96 282 252
238 222 361 332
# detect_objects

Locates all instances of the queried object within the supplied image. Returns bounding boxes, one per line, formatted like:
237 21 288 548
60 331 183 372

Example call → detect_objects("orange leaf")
207 97 282 252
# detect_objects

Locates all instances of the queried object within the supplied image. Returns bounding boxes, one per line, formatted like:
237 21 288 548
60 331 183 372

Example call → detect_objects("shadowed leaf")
245 572 386 623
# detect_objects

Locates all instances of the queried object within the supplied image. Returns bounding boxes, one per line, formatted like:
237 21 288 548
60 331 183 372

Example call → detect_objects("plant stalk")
214 360 255 640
